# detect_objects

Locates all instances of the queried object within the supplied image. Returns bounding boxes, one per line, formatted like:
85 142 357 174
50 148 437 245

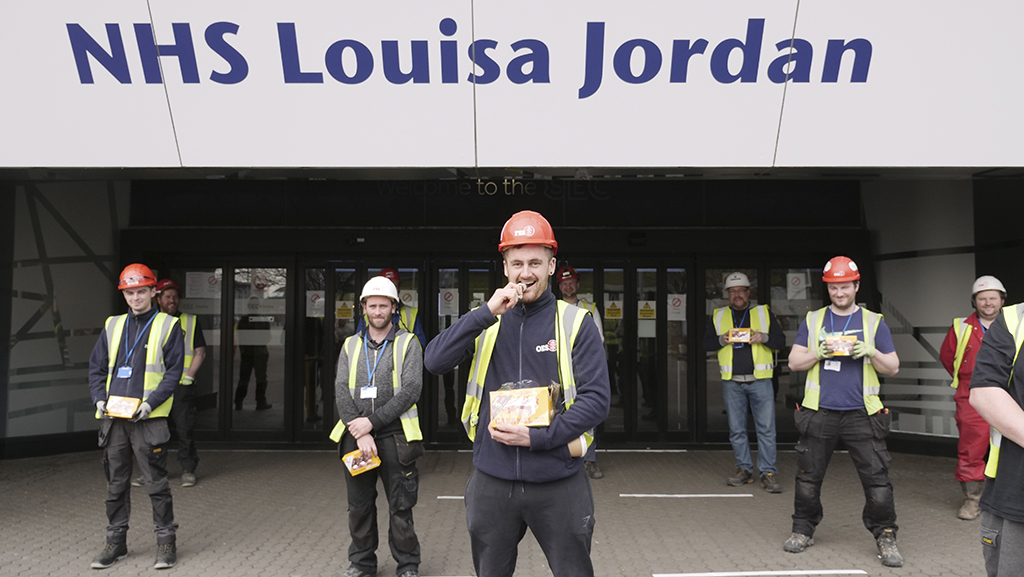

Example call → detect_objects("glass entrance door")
230 267 288 432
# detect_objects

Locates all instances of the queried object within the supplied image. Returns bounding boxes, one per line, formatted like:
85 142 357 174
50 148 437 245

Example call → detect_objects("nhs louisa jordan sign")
2 1 1023 168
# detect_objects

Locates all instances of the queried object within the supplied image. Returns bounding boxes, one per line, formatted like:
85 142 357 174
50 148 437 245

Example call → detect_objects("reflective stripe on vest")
180 313 197 383
712 304 775 380
461 301 592 450
98 312 179 419
985 303 1024 478
801 306 885 415
949 317 972 389
328 331 422 443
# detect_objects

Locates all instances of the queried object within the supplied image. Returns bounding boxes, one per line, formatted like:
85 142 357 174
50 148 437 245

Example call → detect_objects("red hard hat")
498 210 558 255
555 265 579 282
155 279 181 295
118 263 157 290
380 268 401 285
822 256 861 283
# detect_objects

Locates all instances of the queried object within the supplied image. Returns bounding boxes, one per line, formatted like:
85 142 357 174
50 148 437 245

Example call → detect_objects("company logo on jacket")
535 339 558 353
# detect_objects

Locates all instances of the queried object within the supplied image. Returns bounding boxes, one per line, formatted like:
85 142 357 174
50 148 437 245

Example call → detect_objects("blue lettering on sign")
66 17 872 93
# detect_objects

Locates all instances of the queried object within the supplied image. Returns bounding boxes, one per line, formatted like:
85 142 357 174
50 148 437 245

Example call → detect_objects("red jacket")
940 312 985 390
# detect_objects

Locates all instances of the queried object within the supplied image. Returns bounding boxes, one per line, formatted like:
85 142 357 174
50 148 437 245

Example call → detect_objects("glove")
814 341 830 361
852 340 875 359
96 401 109 417
181 375 195 386
132 402 153 421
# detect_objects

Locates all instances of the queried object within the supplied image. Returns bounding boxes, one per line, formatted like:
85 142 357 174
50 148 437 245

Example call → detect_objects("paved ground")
0 448 986 577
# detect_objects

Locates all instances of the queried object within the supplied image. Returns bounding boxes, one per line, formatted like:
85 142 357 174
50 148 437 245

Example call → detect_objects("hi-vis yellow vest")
984 303 1024 478
329 331 422 443
801 306 885 415
98 312 180 419
712 304 775 380
462 301 593 452
179 313 198 384
949 317 974 389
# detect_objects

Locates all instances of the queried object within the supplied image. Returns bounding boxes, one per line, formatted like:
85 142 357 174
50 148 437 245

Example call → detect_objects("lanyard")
829 308 853 336
363 336 389 385
733 306 750 329
123 313 157 367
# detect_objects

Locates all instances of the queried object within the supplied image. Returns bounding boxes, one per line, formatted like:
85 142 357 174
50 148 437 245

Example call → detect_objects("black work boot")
876 528 904 567
154 542 177 570
727 467 753 486
90 541 128 569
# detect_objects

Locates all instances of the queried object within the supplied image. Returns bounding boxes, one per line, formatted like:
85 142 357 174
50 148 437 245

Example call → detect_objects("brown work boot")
727 468 753 486
958 480 984 520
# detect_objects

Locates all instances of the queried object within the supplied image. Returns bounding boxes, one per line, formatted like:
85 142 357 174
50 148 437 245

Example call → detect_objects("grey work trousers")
100 417 177 544
466 468 596 577
982 510 1024 577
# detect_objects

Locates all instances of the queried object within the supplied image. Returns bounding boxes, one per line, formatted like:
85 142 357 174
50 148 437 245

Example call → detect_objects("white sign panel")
667 294 686 322
186 271 221 299
306 290 325 318
4 1 1024 167
439 289 459 316
787 272 809 300
399 289 418 307
235 298 286 315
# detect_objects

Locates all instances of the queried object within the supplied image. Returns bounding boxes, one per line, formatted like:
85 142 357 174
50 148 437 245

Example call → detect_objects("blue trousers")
722 378 777 474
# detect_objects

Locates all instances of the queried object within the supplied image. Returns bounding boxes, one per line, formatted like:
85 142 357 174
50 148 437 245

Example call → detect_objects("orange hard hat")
155 279 181 295
498 210 558 255
822 256 860 283
555 265 578 282
118 263 157 290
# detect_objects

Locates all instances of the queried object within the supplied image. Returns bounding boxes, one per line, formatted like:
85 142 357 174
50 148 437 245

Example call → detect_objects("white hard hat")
723 272 751 290
973 275 1006 295
360 276 399 303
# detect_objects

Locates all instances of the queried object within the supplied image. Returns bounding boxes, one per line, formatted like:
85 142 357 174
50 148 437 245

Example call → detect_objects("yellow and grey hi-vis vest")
984 303 1024 479
712 304 775 380
179 313 198 384
461 301 593 452
98 312 180 419
949 316 973 389
329 331 422 443
801 306 885 415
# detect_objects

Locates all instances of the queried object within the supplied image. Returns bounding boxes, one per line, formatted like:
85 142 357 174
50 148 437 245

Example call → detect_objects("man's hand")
852 341 876 359
749 331 767 345
814 341 831 360
181 375 195 385
96 401 110 418
348 417 374 439
487 283 523 317
132 402 153 421
490 423 532 447
357 435 378 459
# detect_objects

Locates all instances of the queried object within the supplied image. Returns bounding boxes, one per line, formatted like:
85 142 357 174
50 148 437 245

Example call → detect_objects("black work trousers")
341 434 420 576
466 468 596 577
792 407 898 539
171 384 199 473
100 418 177 544
235 346 269 406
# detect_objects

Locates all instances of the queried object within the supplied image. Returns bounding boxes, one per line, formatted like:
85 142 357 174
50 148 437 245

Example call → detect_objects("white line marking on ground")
620 494 753 498
653 571 868 577
437 496 465 499
601 449 688 453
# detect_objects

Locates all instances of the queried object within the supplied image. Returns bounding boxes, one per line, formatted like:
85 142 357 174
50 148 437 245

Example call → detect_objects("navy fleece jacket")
425 289 610 482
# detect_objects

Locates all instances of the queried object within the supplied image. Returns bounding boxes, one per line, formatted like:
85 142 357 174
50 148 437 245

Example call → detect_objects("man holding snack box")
329 276 424 577
424 210 610 577
703 271 786 492
87 263 184 570
784 256 903 567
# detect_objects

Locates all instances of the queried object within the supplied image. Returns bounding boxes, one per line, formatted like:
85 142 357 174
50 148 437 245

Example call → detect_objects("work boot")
783 532 814 553
154 542 177 570
131 475 145 487
585 461 604 479
727 467 753 486
90 541 128 569
398 571 420 577
340 566 374 577
760 472 782 493
958 480 984 520
181 471 197 488
256 402 273 411
876 528 904 567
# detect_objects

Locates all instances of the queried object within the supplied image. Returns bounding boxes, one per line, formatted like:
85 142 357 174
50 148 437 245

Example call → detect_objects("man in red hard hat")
785 256 904 567
425 210 610 577
940 275 1006 520
87 264 183 570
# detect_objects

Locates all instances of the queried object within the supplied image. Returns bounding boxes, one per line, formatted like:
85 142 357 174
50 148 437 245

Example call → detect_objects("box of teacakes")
825 335 858 356
105 395 142 419
342 449 381 476
490 380 561 428
726 328 751 343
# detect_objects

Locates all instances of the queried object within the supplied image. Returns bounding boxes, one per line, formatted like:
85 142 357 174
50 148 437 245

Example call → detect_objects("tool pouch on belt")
395 433 425 466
